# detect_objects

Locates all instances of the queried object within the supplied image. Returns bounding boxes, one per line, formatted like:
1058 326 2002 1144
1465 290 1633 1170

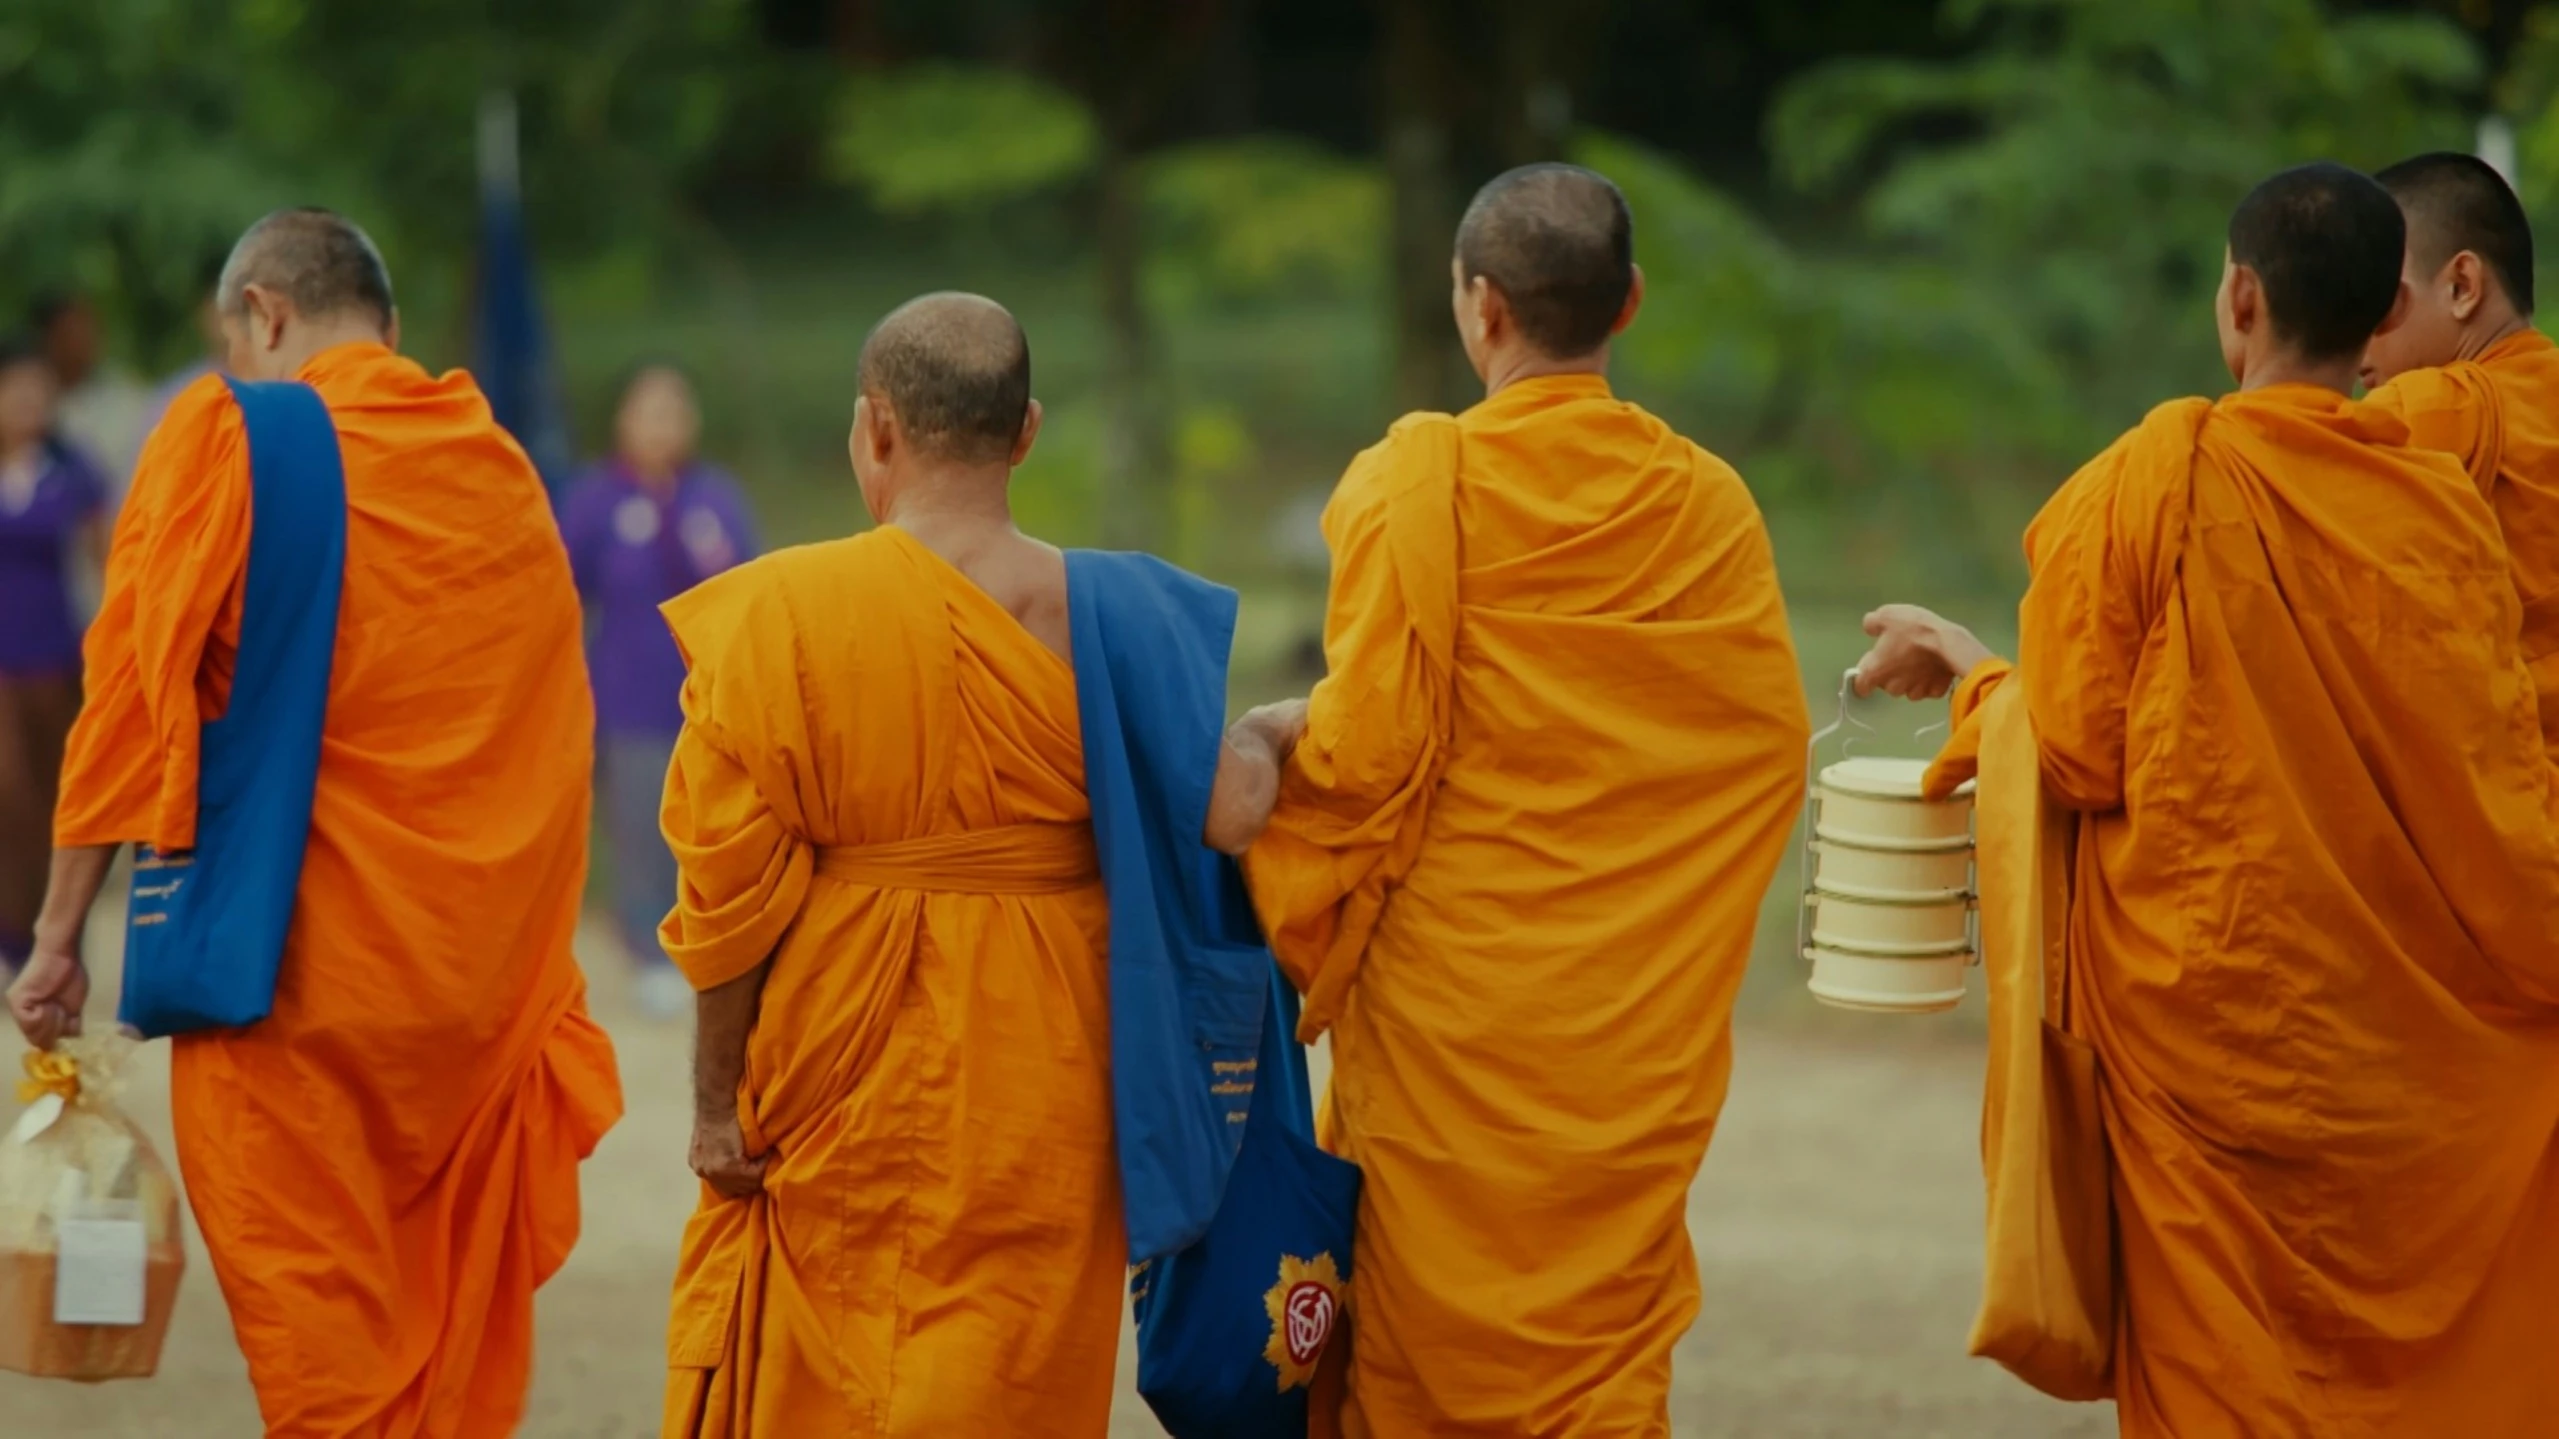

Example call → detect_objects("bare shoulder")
998 533 1074 660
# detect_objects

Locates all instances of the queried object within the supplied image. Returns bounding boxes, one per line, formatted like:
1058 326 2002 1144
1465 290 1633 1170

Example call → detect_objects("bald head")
219 208 395 330
2378 152 2534 316
1455 164 1635 359
856 294 1032 465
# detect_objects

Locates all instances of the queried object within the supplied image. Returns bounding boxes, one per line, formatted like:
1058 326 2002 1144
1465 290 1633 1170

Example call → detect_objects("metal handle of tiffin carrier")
1795 667 1979 979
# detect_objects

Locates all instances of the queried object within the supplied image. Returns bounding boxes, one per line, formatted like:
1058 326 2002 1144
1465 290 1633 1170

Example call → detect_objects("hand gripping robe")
658 530 1123 1438
1933 386 2559 1437
51 343 625 1437
1245 375 1811 1437
2367 328 2559 748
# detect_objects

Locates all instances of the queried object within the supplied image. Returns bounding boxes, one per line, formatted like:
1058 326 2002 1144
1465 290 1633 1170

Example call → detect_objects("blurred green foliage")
0 0 2524 607
829 67 1099 213
0 0 792 366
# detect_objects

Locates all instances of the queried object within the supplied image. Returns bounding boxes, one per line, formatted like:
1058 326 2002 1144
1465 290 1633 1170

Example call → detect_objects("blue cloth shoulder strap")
1065 549 1271 1261
119 379 347 1037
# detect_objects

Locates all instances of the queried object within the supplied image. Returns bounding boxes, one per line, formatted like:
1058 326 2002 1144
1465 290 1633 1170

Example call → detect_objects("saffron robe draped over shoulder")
2367 328 2559 747
657 529 1123 1439
1935 386 2559 1437
1246 375 1811 1438
52 343 624 1438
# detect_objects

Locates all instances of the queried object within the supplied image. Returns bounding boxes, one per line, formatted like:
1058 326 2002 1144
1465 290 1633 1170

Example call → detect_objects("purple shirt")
0 440 106 677
560 460 759 736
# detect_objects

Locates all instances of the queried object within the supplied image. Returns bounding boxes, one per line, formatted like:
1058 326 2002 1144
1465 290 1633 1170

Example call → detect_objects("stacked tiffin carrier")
1803 757 1979 1013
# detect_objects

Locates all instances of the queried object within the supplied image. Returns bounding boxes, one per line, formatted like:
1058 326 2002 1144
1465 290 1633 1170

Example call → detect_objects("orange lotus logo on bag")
1262 1251 1343 1389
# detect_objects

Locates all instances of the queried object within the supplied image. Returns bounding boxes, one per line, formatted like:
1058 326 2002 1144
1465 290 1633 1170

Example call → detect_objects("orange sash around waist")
813 822 1099 895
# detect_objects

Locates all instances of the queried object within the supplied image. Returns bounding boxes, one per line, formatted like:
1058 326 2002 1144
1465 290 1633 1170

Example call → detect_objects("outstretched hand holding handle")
1854 605 1998 702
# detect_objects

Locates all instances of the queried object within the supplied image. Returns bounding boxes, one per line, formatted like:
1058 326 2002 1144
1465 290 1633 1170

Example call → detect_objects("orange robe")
53 343 624 1437
1246 375 1811 1437
657 530 1123 1438
1937 386 2559 1436
2367 328 2559 747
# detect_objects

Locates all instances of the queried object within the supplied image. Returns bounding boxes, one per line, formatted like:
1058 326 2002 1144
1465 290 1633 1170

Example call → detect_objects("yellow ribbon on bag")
15 1051 79 1107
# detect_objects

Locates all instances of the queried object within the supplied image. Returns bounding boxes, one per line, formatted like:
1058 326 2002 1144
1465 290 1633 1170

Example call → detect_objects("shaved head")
1455 164 1634 359
2227 163 2404 362
856 293 1032 464
2378 152 2534 316
219 208 395 329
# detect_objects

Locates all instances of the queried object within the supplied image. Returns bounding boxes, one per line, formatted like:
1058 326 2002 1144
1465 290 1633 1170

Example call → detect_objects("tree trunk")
1095 131 1165 552
1383 0 1466 416
1493 0 1581 167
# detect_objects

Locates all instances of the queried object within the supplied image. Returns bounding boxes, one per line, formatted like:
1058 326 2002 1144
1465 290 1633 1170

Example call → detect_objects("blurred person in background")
141 257 234 444
0 335 107 979
559 362 759 1019
30 290 151 505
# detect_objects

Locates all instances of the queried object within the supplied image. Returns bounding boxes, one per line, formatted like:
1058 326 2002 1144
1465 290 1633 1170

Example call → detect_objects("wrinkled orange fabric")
1246 375 1811 1438
52 343 624 1437
1927 672 2114 1402
656 529 1122 1439
1933 387 2559 1436
2368 328 2559 747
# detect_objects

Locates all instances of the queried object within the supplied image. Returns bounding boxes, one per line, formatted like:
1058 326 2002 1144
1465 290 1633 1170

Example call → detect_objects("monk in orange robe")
1220 165 1811 1438
1860 163 2559 1437
2359 152 2559 747
6 209 623 1436
660 294 1123 1437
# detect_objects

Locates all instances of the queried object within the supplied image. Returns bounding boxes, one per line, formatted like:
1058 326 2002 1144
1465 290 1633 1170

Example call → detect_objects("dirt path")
3 921 2111 1437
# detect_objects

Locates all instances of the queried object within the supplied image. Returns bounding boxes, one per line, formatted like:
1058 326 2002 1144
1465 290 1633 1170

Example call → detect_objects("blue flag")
474 93 574 493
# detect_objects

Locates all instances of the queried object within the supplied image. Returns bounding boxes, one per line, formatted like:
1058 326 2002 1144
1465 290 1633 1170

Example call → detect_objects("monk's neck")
2452 313 2534 363
880 475 1016 549
2239 352 2362 395
1481 346 1610 399
262 323 389 380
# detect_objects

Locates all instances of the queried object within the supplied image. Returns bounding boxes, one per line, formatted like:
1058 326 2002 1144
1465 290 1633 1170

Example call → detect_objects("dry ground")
2 916 2111 1438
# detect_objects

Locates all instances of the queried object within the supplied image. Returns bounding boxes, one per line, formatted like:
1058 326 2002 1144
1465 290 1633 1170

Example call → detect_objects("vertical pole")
2478 114 2518 188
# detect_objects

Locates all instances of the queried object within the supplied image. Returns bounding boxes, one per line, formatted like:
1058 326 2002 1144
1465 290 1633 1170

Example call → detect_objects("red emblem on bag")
1262 1252 1344 1390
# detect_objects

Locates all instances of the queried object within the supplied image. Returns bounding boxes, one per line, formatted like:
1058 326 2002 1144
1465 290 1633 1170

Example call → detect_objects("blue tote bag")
119 378 346 1038
1066 550 1361 1438
1132 966 1360 1438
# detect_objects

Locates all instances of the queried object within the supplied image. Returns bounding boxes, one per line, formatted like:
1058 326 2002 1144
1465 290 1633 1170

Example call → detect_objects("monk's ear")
383 308 402 353
1012 398 1043 468
2225 264 2261 337
851 394 890 468
1612 264 1645 338
1474 276 1511 347
2448 251 2487 322
241 284 285 353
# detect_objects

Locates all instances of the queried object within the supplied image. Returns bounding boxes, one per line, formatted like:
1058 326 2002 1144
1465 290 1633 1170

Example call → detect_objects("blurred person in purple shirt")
558 362 758 1017
0 336 107 975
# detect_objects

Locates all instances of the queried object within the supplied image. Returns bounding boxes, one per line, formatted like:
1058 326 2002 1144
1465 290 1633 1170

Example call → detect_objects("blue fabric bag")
119 378 346 1038
1066 550 1360 1438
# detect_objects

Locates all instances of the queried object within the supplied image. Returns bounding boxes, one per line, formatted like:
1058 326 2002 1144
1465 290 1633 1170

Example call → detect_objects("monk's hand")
689 1117 768 1201
1206 699 1309 856
7 929 89 1051
1239 698 1309 754
1855 605 1995 701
